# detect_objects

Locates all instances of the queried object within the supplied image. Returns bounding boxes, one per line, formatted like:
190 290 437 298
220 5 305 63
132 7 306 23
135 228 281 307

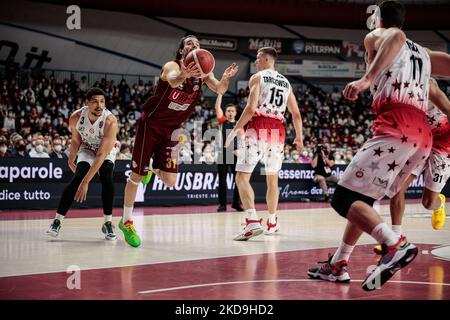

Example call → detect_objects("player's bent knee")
128 172 142 186
161 174 177 188
331 185 376 218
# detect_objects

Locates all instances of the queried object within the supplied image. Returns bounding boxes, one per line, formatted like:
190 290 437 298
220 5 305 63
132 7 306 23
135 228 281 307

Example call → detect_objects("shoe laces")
124 220 136 232
318 254 347 271
104 222 114 233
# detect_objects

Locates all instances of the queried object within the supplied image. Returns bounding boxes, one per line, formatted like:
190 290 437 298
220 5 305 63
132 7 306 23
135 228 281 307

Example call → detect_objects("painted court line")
138 278 450 294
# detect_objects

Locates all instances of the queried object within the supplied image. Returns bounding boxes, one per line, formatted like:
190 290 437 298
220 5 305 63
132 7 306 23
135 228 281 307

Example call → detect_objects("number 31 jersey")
254 69 291 122
370 38 431 115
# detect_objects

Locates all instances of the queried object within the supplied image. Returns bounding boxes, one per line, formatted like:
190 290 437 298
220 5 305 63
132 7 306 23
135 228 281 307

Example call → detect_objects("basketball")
184 49 215 76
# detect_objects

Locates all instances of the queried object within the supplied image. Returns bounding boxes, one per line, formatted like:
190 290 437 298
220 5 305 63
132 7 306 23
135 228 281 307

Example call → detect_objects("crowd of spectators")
0 72 375 165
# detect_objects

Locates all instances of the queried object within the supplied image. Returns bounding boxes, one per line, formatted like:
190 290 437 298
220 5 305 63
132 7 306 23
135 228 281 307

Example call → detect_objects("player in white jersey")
225 47 303 241
372 79 450 256
308 1 450 291
47 88 119 240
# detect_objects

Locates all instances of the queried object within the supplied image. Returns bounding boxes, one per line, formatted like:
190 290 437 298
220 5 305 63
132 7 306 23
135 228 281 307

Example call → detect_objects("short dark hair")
257 47 278 60
379 0 405 28
225 103 237 111
86 87 106 100
176 35 198 60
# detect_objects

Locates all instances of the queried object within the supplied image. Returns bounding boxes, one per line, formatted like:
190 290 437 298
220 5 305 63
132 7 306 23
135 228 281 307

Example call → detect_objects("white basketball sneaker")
233 218 264 241
264 216 280 235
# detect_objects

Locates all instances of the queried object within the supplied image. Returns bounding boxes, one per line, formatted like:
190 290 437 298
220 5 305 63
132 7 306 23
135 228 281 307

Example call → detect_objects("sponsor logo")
168 101 190 111
198 36 237 51
372 177 388 188
356 170 364 178
248 38 282 52
0 163 63 182
292 40 305 54
132 161 137 168
193 85 200 92
99 121 104 128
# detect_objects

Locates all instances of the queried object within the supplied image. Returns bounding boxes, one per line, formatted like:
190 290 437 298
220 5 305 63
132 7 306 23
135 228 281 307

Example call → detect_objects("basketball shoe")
102 221 117 240
264 216 280 235
119 219 141 247
46 219 61 237
308 254 350 283
233 218 264 241
362 236 418 291
432 194 446 230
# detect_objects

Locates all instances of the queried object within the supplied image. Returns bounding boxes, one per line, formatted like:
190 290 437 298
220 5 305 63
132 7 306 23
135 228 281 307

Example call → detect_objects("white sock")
55 213 65 221
123 206 133 222
268 213 277 224
392 224 402 237
371 223 399 247
246 208 257 220
331 241 354 265
104 215 112 222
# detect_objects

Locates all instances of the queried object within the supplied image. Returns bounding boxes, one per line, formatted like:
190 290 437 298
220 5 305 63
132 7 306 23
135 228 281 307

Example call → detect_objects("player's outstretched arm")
428 50 450 77
343 28 406 101
224 73 259 148
286 90 304 153
74 115 118 203
204 63 239 95
214 94 224 120
429 78 450 119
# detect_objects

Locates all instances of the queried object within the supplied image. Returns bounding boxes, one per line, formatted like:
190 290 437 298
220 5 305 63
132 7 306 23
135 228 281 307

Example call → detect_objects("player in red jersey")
120 35 238 247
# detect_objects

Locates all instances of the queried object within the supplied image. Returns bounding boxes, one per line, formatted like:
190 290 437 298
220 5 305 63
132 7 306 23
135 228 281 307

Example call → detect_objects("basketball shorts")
77 145 117 166
131 118 180 176
339 104 432 199
236 117 285 175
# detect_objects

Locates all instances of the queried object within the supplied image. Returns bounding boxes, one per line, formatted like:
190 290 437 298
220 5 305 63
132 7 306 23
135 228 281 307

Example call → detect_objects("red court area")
1 244 448 300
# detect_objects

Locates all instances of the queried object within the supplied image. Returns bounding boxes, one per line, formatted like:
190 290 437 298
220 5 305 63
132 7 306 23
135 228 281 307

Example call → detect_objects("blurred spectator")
333 151 347 165
12 139 29 157
2 108 16 131
0 136 12 158
49 137 67 159
79 76 89 92
298 149 312 164
29 138 49 158
116 143 132 160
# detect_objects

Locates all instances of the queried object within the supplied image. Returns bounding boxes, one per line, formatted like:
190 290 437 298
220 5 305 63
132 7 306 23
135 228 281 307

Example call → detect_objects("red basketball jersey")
141 60 203 128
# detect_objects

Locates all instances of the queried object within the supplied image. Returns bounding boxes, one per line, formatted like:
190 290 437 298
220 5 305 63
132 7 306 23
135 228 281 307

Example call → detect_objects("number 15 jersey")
254 69 291 122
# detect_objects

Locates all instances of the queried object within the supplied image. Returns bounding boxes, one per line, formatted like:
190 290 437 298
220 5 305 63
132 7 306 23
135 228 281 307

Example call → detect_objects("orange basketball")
184 49 215 76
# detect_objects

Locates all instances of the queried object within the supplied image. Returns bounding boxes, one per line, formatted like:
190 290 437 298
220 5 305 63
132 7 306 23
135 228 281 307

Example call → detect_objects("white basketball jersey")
427 101 447 132
76 106 113 154
254 69 291 121
370 38 431 114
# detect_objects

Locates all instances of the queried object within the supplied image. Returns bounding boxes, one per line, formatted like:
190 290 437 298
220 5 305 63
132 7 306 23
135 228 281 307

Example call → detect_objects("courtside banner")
0 159 447 210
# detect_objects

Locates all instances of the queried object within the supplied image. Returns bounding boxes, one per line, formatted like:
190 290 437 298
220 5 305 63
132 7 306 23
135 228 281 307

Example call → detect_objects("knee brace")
331 185 376 218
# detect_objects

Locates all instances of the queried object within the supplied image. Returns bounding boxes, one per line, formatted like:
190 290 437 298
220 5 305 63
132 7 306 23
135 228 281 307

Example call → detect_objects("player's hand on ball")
181 61 202 78
343 77 371 101
75 180 89 203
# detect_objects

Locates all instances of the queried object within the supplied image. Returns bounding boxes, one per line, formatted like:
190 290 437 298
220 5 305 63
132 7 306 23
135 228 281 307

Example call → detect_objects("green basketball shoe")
119 219 141 247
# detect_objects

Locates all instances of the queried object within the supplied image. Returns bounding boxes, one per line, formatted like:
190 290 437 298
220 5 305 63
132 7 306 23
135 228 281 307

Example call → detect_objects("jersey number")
166 158 177 169
410 55 423 82
433 173 443 184
269 88 284 107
